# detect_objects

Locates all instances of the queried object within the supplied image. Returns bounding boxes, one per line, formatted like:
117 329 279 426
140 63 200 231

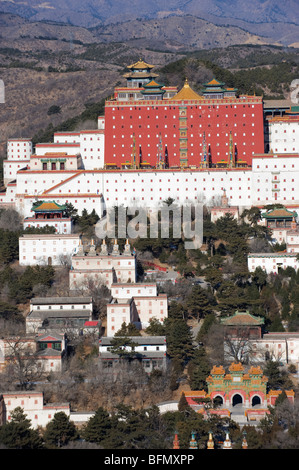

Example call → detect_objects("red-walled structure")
104 60 265 170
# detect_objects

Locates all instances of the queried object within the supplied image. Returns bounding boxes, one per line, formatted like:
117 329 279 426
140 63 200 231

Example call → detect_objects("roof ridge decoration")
248 365 263 375
262 207 298 218
127 59 155 70
32 200 66 212
229 362 244 372
205 78 225 86
210 365 225 375
171 78 203 101
220 309 265 325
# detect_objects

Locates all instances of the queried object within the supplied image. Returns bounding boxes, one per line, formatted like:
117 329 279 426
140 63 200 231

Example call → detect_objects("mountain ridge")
0 11 277 52
0 0 298 30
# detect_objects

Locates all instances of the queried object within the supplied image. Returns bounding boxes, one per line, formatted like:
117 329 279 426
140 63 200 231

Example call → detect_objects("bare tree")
74 277 111 320
0 209 22 231
249 238 272 253
1 336 45 390
57 253 72 267
204 323 260 365
224 329 258 364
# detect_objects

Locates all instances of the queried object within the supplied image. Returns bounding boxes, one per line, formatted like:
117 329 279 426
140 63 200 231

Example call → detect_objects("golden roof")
171 78 203 101
182 390 206 397
144 80 161 87
210 365 225 375
127 59 155 70
221 310 264 326
229 362 244 372
32 201 66 211
248 366 263 375
208 78 221 85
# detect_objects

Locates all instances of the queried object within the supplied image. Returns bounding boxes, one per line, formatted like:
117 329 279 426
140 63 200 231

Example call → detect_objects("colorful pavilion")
23 200 72 234
182 362 295 423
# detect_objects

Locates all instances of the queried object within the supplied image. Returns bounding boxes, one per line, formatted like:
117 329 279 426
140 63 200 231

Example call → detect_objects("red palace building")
104 59 265 170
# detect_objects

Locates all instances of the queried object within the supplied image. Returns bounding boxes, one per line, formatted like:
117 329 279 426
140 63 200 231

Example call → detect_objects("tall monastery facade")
1 59 299 219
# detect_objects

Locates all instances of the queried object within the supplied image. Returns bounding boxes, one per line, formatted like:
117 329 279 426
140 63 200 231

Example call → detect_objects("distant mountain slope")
0 11 275 52
91 15 273 50
0 0 298 29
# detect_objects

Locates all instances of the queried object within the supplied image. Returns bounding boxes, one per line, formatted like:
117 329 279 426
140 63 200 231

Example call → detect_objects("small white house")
248 252 298 274
106 298 138 336
110 283 157 299
0 391 70 429
287 230 299 253
107 282 168 334
26 296 93 334
3 138 32 186
99 336 167 373
250 332 299 365
19 233 81 266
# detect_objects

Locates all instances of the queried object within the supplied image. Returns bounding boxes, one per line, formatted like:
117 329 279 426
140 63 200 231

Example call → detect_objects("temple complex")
105 59 264 169
182 362 295 425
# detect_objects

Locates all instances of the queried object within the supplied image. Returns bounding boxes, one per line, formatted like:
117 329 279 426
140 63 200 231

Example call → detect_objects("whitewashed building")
19 233 81 266
267 114 299 154
110 283 157 299
106 298 137 336
286 230 299 253
1 102 299 220
107 282 167 334
54 131 81 144
3 138 32 186
0 392 70 429
8 151 298 219
132 294 168 330
99 336 167 373
251 153 299 207
34 142 81 157
250 332 299 365
69 239 137 290
106 292 168 335
0 332 66 374
248 252 298 274
79 129 105 170
26 296 93 334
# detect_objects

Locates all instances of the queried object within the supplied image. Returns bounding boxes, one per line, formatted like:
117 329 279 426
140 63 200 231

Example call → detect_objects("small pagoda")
261 207 298 229
114 59 177 101
23 200 72 234
201 78 237 99
123 59 159 89
140 80 166 100
31 200 67 220
220 310 265 339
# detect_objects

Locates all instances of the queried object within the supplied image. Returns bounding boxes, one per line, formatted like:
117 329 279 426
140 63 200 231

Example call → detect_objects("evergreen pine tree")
43 412 79 448
187 347 211 391
0 407 43 449
83 407 112 445
165 318 194 364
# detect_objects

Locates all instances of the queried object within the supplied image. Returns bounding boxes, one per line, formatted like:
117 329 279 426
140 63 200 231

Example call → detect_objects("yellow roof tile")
127 59 155 69
171 79 203 101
